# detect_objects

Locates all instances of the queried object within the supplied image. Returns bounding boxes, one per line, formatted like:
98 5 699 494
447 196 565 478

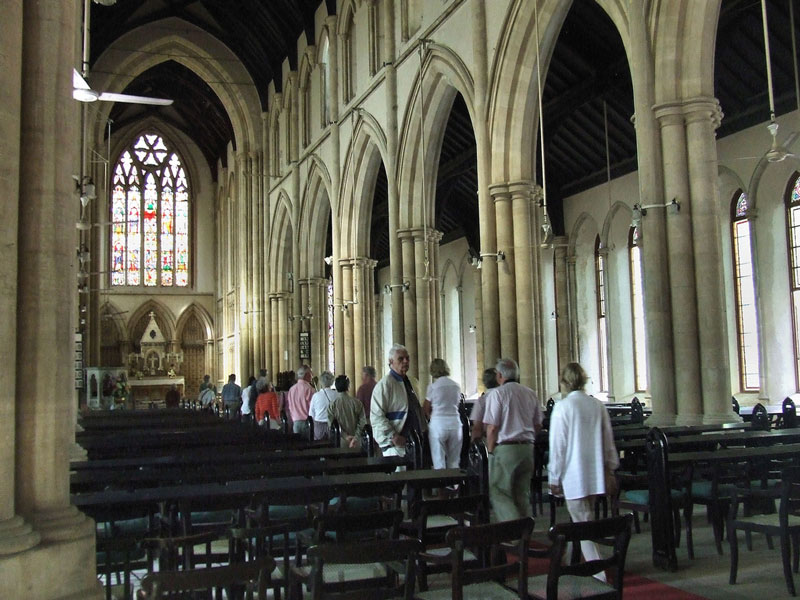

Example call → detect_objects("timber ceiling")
90 0 800 263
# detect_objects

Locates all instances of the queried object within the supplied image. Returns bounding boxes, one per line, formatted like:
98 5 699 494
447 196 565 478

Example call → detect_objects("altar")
129 376 185 409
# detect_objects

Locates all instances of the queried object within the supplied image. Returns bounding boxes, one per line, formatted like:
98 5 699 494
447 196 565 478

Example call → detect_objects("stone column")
276 294 290 372
428 231 444 358
398 229 418 375
472 0 500 366
382 2 405 342
269 294 281 376
654 103 703 424
489 185 518 359
412 229 433 388
341 260 355 379
351 259 367 381
748 209 770 401
684 98 735 423
15 0 93 540
553 237 571 374
0 0 39 559
250 153 263 373
510 181 540 393
566 255 580 364
627 1 676 425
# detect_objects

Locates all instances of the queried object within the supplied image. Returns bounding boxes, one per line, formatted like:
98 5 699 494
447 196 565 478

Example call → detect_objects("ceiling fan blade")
97 92 173 106
73 68 91 90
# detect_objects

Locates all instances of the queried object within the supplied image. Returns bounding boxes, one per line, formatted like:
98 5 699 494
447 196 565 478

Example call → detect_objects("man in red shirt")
355 365 377 423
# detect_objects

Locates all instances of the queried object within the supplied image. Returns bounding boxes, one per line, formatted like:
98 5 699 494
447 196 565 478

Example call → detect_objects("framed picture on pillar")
299 331 311 360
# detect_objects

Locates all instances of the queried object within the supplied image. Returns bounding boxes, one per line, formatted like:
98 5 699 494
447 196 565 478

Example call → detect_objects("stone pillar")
471 0 500 366
4 1 100 597
553 237 571 374
413 230 439 388
684 98 735 423
489 185 518 359
566 255 580 364
276 294 289 372
382 2 405 343
398 229 418 375
269 294 281 376
748 209 770 401
0 0 39 559
428 231 444 358
510 181 539 393
627 1 676 425
654 103 703 424
351 259 367 381
341 260 355 379
250 153 263 373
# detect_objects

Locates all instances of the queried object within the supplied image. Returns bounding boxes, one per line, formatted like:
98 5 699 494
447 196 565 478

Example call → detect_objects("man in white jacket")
548 362 619 577
370 344 426 456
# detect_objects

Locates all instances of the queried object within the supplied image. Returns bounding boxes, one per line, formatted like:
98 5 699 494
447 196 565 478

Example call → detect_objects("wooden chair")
614 470 694 558
137 555 275 599
527 514 633 600
630 398 644 425
732 396 740 415
729 466 800 596
291 510 404 598
96 516 153 600
399 494 487 591
784 398 798 429
300 538 422 600
141 531 222 573
752 403 772 431
414 517 534 600
229 523 291 600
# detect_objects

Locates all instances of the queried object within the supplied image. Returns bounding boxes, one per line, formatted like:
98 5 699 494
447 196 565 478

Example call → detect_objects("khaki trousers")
489 444 534 522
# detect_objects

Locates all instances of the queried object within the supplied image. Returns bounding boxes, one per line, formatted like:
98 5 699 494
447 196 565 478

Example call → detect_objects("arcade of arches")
4 0 800 597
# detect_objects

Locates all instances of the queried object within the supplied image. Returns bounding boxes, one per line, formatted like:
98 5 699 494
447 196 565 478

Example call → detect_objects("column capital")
396 227 441 242
487 182 513 203
683 96 724 129
652 101 685 127
268 292 290 300
301 277 329 288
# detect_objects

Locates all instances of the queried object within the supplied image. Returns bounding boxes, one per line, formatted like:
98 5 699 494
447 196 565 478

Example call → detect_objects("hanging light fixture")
534 0 553 249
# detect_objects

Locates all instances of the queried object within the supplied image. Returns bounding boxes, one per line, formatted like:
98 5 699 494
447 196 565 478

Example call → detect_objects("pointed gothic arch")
396 42 476 229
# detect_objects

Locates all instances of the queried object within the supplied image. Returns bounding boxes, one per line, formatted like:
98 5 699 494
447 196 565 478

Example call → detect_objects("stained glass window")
110 134 190 287
787 177 800 388
629 226 648 392
327 277 335 373
731 191 760 391
595 236 609 393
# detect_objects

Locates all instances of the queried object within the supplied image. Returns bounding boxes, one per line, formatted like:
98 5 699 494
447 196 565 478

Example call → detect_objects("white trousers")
565 497 607 582
428 420 463 469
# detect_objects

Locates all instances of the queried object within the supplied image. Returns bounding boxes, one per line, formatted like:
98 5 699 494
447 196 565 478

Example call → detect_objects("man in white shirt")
548 362 619 575
309 371 336 440
483 358 543 522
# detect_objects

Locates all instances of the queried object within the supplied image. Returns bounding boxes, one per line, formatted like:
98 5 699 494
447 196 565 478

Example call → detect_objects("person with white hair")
370 344 426 456
482 357 544 522
309 371 336 440
285 364 314 436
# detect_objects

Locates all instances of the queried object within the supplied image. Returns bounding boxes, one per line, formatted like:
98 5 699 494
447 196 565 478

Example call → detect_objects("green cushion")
327 496 382 512
268 504 308 521
527 574 615 600
190 510 233 525
691 481 737 500
97 517 150 538
621 488 683 506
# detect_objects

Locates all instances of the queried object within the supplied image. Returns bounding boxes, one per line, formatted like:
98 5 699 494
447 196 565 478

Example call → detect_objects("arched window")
628 226 648 392
731 191 760 391
786 175 800 388
595 236 609 393
319 33 331 127
111 133 189 287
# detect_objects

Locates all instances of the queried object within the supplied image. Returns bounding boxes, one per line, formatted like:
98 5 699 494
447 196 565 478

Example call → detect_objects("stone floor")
106 506 798 599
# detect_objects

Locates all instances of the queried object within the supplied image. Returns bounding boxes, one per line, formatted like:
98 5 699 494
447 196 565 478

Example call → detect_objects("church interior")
6 0 800 597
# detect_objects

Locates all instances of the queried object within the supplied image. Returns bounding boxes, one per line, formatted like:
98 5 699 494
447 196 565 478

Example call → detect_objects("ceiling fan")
73 69 173 106
739 0 800 163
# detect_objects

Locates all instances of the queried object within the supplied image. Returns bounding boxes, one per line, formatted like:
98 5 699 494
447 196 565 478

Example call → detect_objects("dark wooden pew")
644 427 800 571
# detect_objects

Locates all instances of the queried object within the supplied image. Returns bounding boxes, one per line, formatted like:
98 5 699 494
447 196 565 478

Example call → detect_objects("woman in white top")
424 358 463 469
309 371 336 440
